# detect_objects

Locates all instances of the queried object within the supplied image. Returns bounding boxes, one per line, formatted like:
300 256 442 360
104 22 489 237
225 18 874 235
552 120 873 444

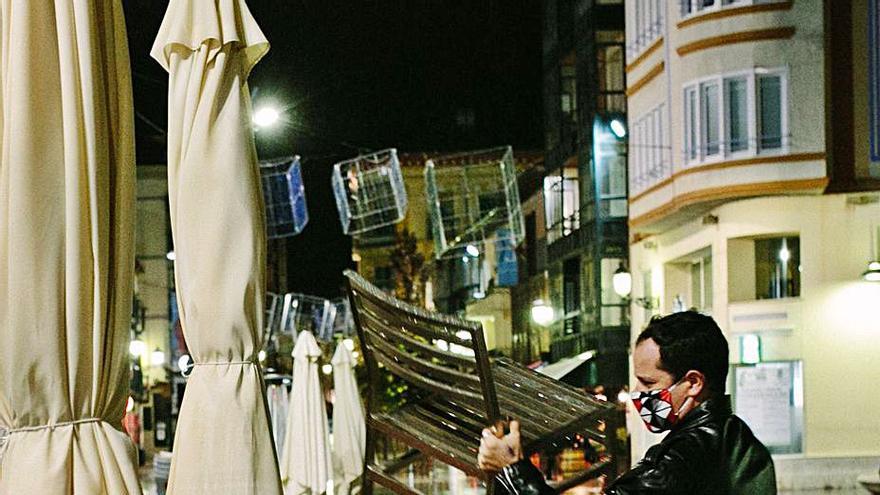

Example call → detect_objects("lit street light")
612 263 633 298
610 118 627 139
253 106 280 129
530 299 554 326
129 339 147 358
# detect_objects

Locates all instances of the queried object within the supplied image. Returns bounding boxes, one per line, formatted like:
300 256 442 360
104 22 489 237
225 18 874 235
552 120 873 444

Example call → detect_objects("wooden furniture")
344 270 617 495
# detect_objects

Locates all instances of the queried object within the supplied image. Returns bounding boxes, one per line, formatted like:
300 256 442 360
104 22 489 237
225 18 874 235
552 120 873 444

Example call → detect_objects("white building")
624 0 880 490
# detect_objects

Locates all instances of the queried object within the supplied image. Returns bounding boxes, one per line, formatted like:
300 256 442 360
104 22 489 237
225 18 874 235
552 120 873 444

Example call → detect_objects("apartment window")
560 64 577 124
690 255 713 311
630 103 668 196
726 78 748 152
701 82 721 156
685 87 698 161
758 75 783 150
755 236 800 299
681 0 775 17
683 68 787 165
544 168 579 243
597 40 626 113
563 257 581 335
629 0 664 62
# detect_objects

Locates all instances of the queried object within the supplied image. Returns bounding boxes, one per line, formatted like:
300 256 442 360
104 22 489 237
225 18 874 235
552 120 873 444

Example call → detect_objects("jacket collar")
671 394 732 433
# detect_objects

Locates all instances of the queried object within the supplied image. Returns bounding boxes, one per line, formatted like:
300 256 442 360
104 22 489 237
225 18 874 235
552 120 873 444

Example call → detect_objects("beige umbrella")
150 1 281 494
331 343 365 495
0 1 141 493
282 331 331 495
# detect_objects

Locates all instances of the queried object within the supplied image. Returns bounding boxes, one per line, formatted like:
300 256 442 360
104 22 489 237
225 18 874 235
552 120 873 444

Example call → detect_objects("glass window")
759 75 783 150
598 45 625 93
685 87 698 161
560 64 577 123
689 255 713 311
563 257 581 334
543 170 579 243
726 78 748 152
701 82 720 156
755 236 800 299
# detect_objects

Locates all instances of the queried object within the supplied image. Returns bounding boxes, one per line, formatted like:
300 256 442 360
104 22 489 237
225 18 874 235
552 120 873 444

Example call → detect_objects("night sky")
124 1 543 298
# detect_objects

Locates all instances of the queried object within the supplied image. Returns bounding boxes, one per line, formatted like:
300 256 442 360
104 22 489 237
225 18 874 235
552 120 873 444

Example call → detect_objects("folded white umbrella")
151 1 281 493
268 382 291 459
331 343 366 495
0 1 140 492
283 331 331 495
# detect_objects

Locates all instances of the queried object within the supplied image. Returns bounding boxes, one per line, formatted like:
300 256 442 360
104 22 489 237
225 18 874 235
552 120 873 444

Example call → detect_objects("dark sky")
124 1 543 298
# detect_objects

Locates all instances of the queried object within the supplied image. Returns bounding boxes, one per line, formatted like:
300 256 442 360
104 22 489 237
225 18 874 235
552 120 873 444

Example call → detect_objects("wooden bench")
344 270 617 495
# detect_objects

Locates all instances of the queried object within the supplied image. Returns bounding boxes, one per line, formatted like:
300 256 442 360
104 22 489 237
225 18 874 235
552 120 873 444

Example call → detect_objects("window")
664 248 711 313
758 75 782 150
690 255 713 311
681 0 773 17
544 168 579 244
629 0 664 62
597 40 626 113
685 87 698 161
683 68 787 165
755 236 800 299
726 78 748 152
563 257 581 334
701 82 720 156
630 103 668 195
560 64 577 124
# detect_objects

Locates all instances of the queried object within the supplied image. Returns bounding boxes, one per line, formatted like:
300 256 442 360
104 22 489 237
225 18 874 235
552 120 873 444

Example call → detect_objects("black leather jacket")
496 396 776 495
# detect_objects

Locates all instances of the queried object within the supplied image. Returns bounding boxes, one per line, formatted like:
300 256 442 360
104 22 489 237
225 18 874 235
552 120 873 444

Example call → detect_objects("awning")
537 350 597 381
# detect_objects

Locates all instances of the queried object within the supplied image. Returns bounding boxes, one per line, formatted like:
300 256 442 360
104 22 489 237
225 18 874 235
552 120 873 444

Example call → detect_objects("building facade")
624 0 880 489
541 0 630 390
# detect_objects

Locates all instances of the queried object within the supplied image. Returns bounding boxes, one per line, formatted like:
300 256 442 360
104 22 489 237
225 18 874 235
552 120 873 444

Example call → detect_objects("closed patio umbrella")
150 0 281 493
331 343 365 495
283 331 331 495
0 0 141 493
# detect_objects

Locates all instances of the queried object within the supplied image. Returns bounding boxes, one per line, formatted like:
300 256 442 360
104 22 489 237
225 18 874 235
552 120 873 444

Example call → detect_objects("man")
478 311 776 494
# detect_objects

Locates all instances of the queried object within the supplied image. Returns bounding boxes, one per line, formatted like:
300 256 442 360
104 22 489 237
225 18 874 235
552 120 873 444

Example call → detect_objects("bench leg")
362 428 377 495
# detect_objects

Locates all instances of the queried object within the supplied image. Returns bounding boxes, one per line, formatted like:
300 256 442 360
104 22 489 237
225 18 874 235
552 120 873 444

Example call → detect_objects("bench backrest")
344 270 501 424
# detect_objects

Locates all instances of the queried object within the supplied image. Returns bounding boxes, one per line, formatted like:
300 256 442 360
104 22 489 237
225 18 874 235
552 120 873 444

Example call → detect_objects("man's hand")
477 420 523 472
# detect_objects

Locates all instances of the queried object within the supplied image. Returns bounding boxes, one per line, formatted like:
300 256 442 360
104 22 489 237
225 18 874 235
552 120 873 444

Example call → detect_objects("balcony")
550 331 597 363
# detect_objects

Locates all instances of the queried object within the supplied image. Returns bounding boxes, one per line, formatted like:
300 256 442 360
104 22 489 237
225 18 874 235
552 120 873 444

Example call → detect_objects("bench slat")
371 345 485 403
365 332 482 394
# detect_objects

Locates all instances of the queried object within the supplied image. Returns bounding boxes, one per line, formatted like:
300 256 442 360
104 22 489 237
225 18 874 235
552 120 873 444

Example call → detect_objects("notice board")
732 361 803 454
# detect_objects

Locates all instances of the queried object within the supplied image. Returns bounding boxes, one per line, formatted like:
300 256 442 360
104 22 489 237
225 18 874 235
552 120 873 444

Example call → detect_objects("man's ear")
683 370 706 398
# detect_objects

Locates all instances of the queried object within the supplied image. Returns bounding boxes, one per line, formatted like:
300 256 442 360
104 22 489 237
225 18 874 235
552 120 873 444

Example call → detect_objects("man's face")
633 337 675 392
633 337 692 411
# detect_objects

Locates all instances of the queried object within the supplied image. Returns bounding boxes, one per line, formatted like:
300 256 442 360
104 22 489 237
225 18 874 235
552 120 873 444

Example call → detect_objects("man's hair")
636 311 729 396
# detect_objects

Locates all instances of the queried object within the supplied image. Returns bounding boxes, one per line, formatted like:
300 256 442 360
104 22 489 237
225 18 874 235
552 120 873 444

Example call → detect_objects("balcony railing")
550 331 597 363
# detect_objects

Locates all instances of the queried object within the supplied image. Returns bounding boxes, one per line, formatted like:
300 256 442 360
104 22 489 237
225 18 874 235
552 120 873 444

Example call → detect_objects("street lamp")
530 299 554 326
610 118 627 139
611 264 658 309
129 339 147 358
253 105 280 129
612 262 633 298
150 348 166 367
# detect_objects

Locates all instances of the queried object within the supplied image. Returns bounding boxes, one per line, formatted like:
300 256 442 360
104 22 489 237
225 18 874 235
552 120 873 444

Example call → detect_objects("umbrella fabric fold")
283 331 331 495
268 381 291 457
331 344 366 495
0 0 141 493
151 1 280 493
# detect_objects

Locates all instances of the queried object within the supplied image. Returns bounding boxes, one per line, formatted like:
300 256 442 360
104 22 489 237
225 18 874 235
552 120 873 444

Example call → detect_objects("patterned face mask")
630 381 685 433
